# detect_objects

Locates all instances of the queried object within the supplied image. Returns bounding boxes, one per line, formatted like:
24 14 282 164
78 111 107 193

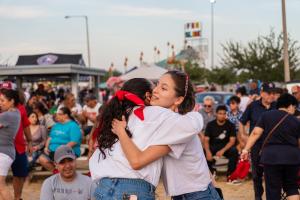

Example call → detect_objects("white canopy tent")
120 63 167 81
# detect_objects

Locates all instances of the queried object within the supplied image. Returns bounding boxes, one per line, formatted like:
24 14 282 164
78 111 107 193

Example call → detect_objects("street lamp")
65 15 91 68
210 0 216 68
281 0 290 82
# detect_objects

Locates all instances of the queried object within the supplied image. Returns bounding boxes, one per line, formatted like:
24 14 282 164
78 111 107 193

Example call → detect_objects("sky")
0 0 300 72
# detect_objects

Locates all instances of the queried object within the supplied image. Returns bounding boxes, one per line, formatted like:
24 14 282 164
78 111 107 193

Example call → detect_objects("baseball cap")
260 82 276 93
54 145 76 163
0 81 17 90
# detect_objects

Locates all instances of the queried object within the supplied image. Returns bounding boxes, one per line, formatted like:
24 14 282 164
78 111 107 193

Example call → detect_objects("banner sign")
184 22 202 39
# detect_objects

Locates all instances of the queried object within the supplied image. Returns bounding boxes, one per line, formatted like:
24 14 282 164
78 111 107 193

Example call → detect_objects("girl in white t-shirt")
89 72 203 200
111 71 221 200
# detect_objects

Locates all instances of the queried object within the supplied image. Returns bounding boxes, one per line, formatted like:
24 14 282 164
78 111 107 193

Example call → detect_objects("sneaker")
226 179 242 185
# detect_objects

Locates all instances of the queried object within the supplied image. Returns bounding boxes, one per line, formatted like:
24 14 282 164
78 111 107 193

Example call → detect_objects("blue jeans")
28 150 43 170
93 177 156 200
172 183 222 200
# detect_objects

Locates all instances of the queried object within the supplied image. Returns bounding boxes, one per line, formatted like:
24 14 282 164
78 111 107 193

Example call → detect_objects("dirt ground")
8 159 257 200
8 176 255 200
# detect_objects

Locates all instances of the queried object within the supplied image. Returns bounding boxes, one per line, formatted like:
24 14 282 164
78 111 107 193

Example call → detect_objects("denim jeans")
93 177 156 200
172 183 222 200
28 150 43 170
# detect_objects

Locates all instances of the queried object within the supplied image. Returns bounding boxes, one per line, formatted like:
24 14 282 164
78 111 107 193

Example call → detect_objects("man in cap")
40 145 92 200
239 82 276 200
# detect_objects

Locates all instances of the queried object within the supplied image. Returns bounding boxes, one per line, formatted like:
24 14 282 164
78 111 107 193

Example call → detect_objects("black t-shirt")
205 119 236 150
256 110 300 165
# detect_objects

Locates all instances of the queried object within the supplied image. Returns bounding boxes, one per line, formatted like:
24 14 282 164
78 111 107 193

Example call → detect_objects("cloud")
0 5 49 19
106 5 195 19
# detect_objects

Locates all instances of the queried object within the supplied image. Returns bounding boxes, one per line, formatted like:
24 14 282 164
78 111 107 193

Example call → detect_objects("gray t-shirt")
0 109 21 159
40 172 92 200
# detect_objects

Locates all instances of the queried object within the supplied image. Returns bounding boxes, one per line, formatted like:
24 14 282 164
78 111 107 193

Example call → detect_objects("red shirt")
15 104 30 154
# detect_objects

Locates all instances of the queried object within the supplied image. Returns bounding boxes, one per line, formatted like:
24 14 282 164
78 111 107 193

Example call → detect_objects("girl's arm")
112 117 170 170
112 111 203 170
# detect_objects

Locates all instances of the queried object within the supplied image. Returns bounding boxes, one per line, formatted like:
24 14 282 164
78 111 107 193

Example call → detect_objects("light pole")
210 0 216 68
281 0 290 82
65 15 91 68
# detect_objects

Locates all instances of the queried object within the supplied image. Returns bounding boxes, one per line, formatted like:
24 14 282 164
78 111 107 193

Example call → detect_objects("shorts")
11 152 29 177
0 153 13 176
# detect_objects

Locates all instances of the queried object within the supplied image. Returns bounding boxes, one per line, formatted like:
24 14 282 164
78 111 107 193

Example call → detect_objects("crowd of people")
0 75 299 200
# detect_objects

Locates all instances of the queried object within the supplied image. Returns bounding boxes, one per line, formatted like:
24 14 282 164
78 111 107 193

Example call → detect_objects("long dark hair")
0 88 20 106
97 78 152 158
59 107 76 122
165 70 195 114
28 111 40 125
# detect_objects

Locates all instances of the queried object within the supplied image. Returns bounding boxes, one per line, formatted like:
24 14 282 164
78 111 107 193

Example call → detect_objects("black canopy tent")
0 53 106 98
16 53 86 66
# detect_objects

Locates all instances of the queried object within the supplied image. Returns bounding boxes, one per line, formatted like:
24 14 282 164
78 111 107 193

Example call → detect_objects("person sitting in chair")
204 105 239 181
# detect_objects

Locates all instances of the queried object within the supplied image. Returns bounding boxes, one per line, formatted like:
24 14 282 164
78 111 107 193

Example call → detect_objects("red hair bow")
115 90 145 120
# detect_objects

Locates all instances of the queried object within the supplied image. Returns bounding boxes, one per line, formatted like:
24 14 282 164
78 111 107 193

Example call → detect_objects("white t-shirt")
239 96 251 113
83 103 102 126
89 106 203 186
162 136 211 196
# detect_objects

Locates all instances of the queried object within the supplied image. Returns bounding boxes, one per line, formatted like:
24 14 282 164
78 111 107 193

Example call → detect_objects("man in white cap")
40 145 92 200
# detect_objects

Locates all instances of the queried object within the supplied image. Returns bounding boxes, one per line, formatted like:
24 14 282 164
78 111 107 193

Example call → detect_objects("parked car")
194 91 234 111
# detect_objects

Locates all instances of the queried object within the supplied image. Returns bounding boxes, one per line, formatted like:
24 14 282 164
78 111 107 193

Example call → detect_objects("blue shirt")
239 99 276 148
49 120 82 156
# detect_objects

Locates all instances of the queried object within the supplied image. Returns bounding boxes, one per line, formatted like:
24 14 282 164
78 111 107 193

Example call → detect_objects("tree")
220 30 300 82
206 66 236 86
184 61 209 83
